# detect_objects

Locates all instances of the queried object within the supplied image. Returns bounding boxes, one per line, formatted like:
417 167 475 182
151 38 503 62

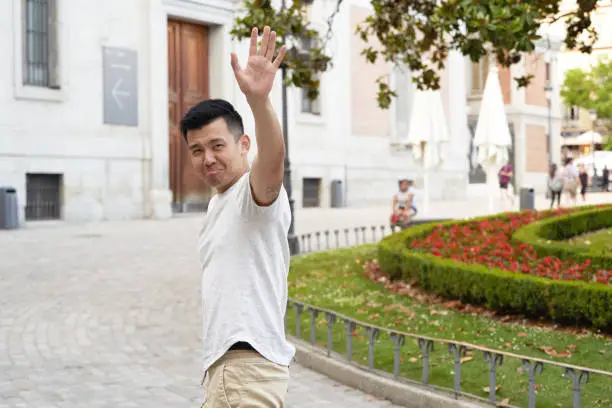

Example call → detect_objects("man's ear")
239 134 251 156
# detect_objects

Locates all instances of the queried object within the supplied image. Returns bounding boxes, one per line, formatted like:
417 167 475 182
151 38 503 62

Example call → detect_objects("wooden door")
167 19 211 212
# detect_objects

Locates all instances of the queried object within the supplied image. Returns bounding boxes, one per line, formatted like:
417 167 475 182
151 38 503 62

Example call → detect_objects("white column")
147 0 172 219
445 50 470 172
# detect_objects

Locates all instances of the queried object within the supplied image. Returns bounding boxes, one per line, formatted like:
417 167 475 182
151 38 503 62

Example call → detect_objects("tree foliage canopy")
232 0 601 109
561 57 612 150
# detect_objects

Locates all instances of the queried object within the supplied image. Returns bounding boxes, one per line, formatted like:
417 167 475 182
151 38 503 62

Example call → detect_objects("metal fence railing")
288 223 612 408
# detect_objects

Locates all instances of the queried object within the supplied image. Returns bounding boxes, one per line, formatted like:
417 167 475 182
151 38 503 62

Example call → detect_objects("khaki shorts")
201 350 290 408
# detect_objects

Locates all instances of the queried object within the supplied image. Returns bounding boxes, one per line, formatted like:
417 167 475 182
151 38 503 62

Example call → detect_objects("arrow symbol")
112 78 130 110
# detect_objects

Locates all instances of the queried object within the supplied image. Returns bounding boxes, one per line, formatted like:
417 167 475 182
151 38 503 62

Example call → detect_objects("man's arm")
248 98 285 206
229 26 287 206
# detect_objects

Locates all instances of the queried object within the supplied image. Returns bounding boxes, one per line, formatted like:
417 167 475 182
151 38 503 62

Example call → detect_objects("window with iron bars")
297 35 322 115
23 0 60 89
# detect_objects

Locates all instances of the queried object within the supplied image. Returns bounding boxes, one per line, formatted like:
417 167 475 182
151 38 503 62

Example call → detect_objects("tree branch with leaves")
232 0 601 109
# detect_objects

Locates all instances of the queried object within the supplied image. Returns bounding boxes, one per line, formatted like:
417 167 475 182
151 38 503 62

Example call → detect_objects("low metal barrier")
288 224 612 408
296 218 450 253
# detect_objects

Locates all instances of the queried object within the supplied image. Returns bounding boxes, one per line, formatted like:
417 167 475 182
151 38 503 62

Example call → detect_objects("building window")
471 55 489 93
23 0 59 88
392 64 414 142
301 85 321 115
296 34 321 115
565 106 580 122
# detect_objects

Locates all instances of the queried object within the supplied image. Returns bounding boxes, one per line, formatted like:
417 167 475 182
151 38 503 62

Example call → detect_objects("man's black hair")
179 99 244 142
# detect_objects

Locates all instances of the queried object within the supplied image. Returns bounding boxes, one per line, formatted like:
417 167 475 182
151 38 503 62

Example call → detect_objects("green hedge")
512 206 612 271
377 208 612 331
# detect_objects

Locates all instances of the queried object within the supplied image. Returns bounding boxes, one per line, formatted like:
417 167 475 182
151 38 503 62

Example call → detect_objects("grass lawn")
287 245 612 408
567 228 612 253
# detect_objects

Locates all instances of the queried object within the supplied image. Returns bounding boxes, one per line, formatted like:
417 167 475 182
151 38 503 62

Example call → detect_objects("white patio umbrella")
404 90 450 215
472 64 512 214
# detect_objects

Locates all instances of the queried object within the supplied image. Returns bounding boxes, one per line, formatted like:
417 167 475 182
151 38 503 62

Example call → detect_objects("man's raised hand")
230 26 287 103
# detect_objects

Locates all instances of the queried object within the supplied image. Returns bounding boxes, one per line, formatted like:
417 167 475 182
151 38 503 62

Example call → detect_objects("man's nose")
204 151 216 165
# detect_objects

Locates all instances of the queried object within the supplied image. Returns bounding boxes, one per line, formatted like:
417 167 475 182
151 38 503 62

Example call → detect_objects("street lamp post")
281 64 300 255
589 109 598 179
544 83 553 166
279 0 299 255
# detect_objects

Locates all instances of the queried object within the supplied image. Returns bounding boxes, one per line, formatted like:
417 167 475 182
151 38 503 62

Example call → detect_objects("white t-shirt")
395 188 416 209
198 171 295 374
407 186 416 207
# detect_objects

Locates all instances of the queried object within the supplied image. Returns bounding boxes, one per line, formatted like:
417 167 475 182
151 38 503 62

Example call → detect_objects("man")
179 26 294 407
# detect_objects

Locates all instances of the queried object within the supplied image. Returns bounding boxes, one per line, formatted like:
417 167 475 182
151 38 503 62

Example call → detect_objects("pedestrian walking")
562 157 580 206
497 162 515 207
179 26 294 407
547 163 563 209
578 163 589 202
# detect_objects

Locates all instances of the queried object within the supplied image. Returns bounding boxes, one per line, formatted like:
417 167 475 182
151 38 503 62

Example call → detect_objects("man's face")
186 118 250 192
399 181 408 192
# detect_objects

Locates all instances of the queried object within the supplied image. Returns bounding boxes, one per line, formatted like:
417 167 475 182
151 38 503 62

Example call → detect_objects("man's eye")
214 144 224 150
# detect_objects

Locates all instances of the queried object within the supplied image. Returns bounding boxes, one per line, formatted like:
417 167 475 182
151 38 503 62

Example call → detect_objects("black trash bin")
330 180 344 208
0 187 19 229
519 187 535 211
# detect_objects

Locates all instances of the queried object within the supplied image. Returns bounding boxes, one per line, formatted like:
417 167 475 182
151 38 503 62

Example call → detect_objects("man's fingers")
249 27 258 56
272 45 287 69
265 31 277 61
259 26 270 56
230 52 241 74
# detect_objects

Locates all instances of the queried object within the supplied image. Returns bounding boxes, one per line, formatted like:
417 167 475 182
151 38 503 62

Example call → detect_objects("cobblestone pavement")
0 217 400 407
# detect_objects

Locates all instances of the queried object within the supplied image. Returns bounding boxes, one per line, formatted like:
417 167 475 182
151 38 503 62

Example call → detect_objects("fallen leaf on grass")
538 346 571 358
504 342 513 348
483 385 501 393
567 344 577 350
429 309 449 316
518 332 528 337
488 327 497 332
460 356 473 364
409 357 419 363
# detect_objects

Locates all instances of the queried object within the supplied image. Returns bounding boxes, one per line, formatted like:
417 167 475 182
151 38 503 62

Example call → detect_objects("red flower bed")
410 208 610 285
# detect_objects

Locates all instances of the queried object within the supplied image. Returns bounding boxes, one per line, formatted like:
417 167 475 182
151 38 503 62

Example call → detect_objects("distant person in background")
498 162 514 206
392 179 416 226
578 163 589 202
407 179 418 217
562 157 579 206
392 179 410 226
547 163 563 209
603 166 610 192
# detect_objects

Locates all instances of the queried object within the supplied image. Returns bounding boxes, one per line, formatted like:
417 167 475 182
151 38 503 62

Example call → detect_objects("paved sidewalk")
0 217 400 407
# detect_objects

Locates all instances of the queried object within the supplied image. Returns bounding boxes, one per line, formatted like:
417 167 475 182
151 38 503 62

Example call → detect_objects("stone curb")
290 337 486 408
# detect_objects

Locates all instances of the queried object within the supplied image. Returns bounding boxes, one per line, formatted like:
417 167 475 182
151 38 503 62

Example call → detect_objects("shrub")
377 206 612 331
512 206 612 274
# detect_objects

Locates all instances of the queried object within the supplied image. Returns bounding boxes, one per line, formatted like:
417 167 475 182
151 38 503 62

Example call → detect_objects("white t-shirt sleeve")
236 172 290 222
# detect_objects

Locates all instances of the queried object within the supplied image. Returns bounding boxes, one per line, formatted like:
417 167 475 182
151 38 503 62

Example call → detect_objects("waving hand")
230 26 287 102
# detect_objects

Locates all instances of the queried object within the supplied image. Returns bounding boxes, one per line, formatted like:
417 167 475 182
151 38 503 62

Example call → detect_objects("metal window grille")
302 178 321 208
300 87 321 115
23 0 59 88
25 173 62 221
